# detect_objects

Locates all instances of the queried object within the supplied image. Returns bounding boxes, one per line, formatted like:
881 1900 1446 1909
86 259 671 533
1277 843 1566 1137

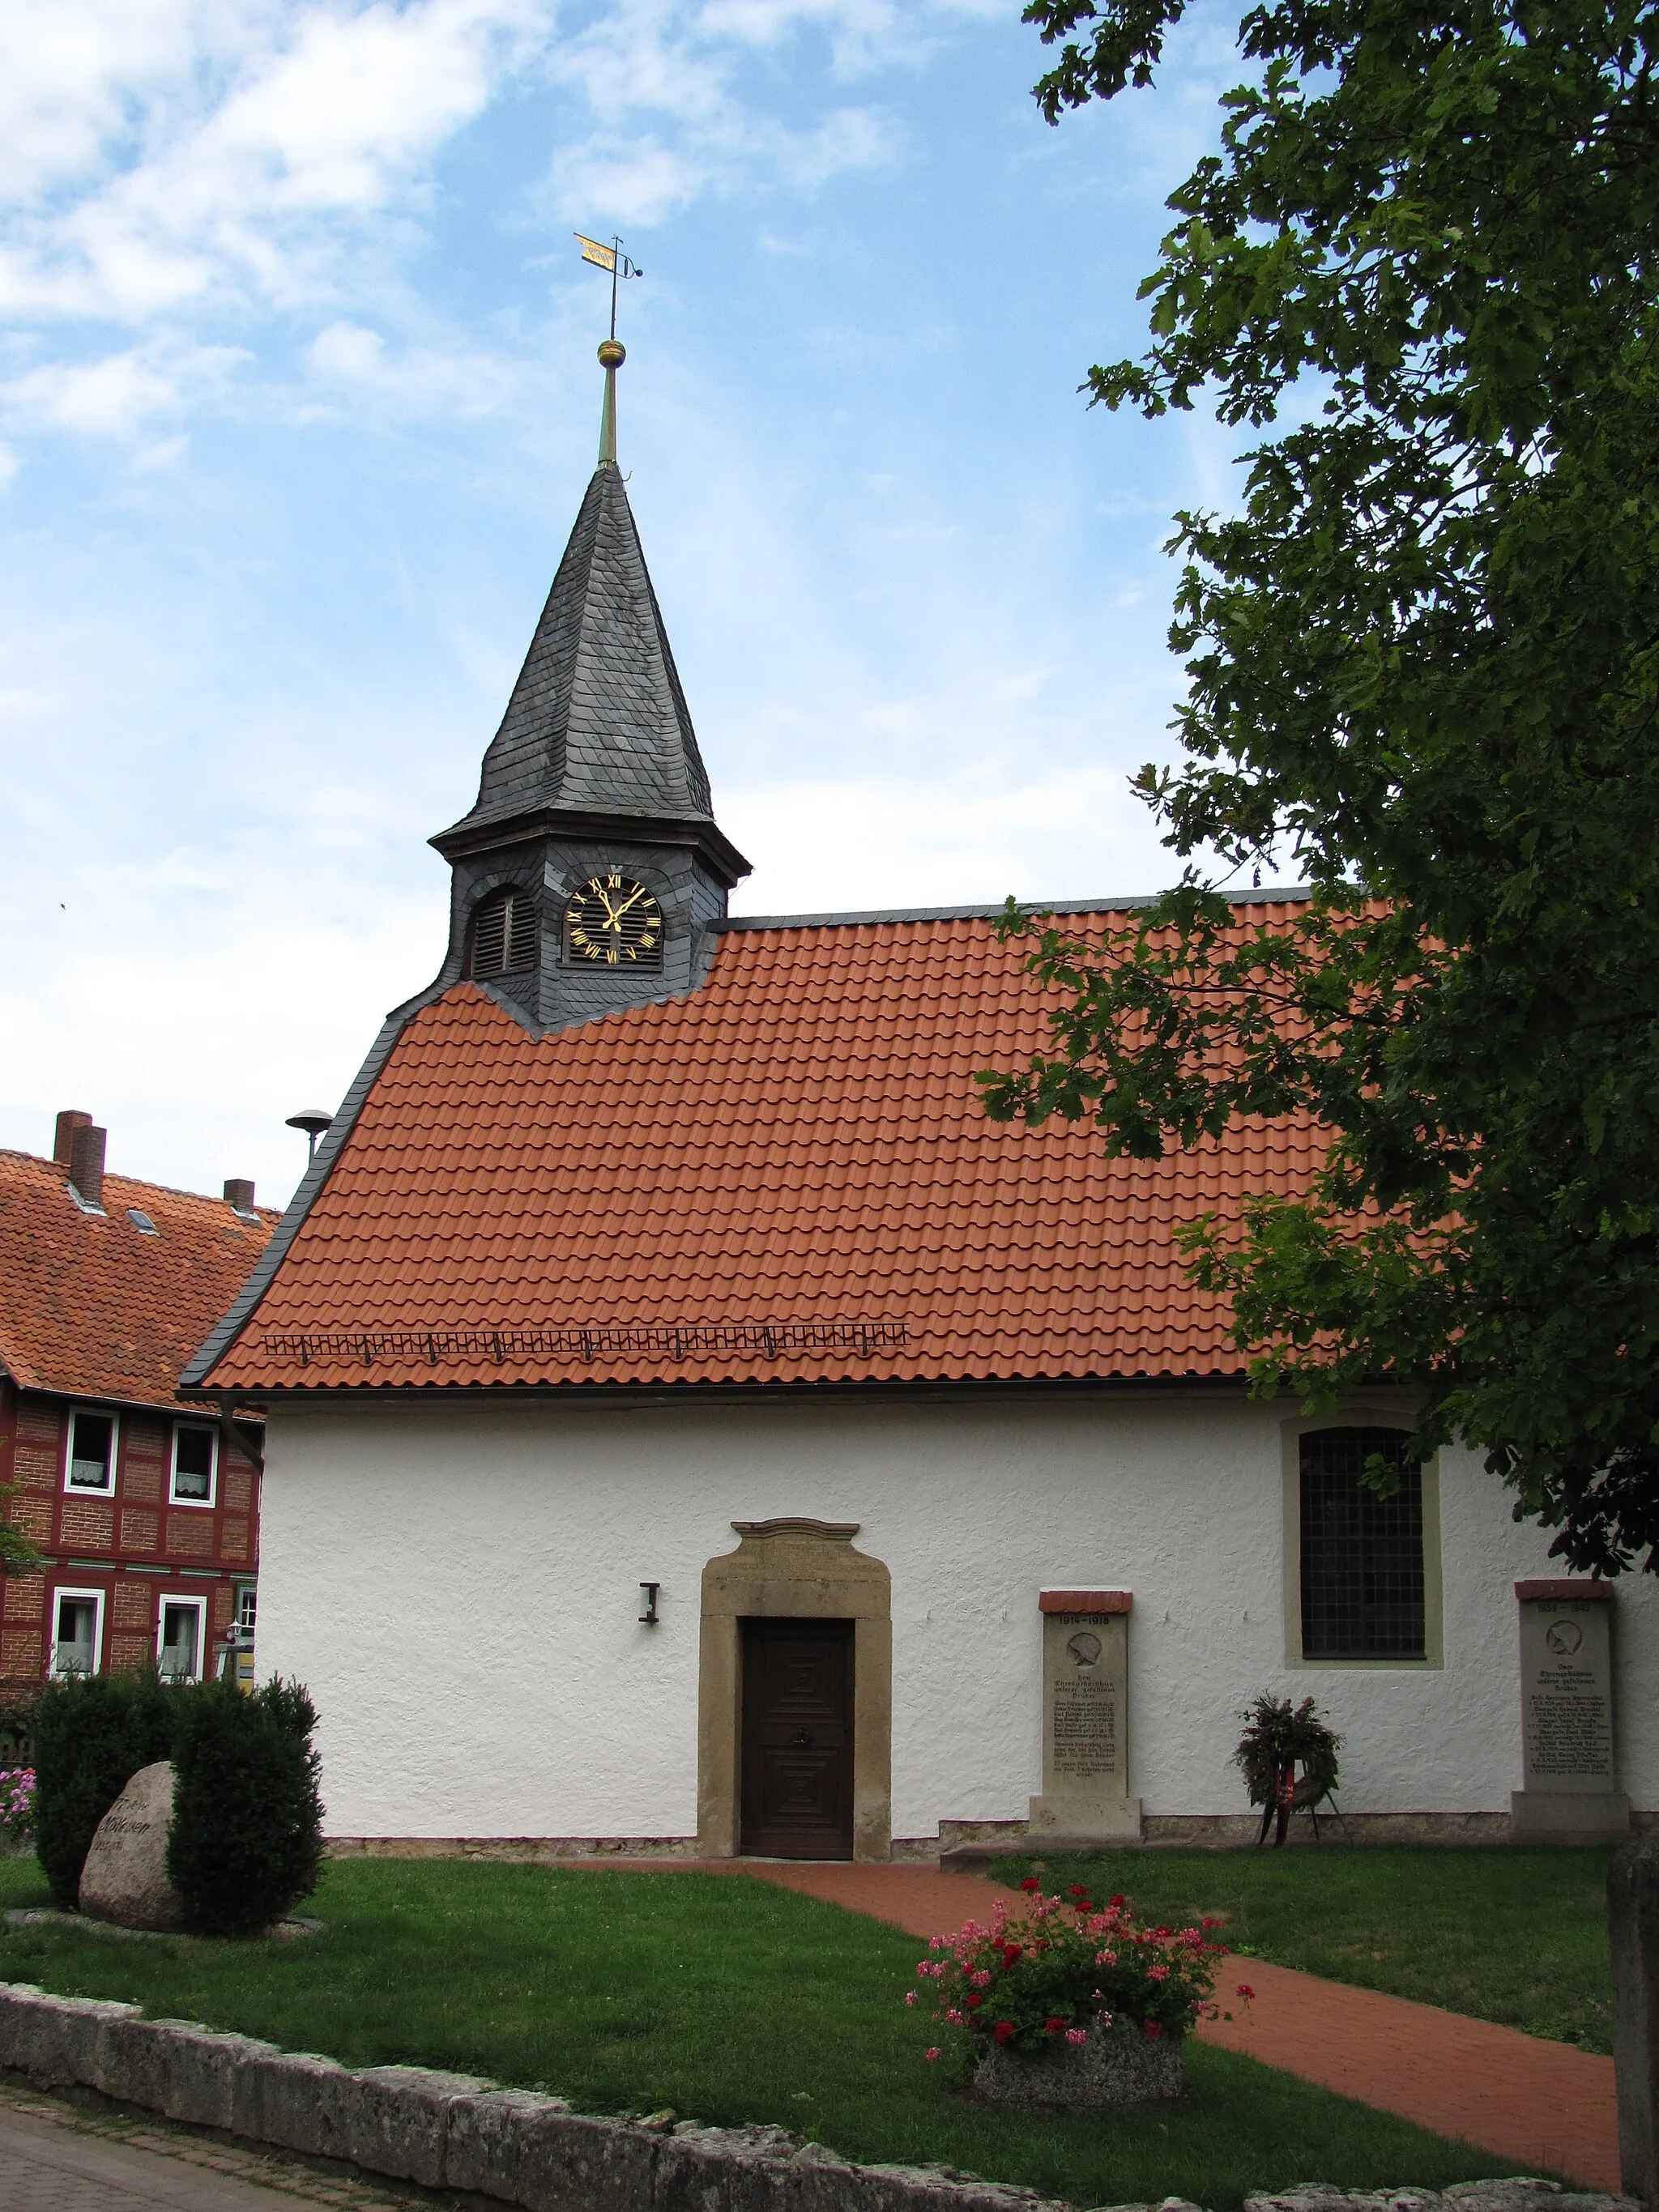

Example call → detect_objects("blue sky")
0 0 1256 1208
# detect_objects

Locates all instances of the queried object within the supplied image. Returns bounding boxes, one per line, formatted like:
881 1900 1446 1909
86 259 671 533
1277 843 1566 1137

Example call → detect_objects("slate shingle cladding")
427 458 748 1039
447 463 713 837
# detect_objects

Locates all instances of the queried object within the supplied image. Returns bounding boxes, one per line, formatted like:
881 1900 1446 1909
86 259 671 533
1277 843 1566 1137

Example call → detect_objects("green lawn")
0 1855 1525 2211
999 1844 1617 2052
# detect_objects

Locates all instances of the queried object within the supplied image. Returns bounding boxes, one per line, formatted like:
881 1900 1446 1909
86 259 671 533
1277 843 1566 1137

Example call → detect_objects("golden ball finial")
598 339 625 368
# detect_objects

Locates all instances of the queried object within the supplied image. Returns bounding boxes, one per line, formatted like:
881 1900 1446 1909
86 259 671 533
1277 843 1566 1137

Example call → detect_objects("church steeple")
430 340 748 1034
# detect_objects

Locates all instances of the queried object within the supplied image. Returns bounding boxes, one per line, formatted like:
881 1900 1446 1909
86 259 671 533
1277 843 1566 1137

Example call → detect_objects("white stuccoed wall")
255 1390 1659 1839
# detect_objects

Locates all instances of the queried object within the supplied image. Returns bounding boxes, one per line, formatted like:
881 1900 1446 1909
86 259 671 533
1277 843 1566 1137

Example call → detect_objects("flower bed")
909 1877 1247 2108
0 1767 35 1856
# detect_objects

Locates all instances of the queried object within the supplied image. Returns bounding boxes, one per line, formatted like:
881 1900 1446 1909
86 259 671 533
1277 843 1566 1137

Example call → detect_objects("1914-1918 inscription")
1509 1582 1628 1843
1051 1622 1120 1782
1520 1600 1614 1790
1029 1596 1140 1840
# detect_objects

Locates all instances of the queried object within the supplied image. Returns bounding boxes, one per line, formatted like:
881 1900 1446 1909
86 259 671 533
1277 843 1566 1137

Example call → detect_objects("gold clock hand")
609 884 647 923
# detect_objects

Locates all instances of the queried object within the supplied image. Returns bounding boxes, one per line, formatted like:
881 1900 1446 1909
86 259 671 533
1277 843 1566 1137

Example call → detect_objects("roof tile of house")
0 1152 279 1408
197 900 1316 1395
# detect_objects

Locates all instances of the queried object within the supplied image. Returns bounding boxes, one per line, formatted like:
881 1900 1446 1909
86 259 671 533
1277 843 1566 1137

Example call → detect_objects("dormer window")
470 887 539 979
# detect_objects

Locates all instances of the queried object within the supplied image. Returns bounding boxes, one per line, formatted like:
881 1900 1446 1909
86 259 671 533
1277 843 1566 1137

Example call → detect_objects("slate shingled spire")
451 461 714 839
429 339 748 1037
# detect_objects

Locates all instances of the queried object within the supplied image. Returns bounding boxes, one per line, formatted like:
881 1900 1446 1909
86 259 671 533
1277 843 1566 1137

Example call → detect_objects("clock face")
563 873 664 969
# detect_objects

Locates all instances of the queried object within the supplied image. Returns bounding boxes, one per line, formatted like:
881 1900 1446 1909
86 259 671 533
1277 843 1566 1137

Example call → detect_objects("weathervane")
574 232 643 466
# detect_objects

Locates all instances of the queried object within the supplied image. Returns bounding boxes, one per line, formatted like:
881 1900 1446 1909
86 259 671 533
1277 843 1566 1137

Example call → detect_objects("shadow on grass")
0 1856 1529 2210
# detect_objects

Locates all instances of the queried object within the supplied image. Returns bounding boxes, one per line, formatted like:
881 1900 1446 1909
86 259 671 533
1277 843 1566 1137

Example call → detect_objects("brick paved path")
580 1859 1623 2194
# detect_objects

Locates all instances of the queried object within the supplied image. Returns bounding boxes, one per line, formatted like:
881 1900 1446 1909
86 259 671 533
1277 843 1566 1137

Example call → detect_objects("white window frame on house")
169 1421 219 1508
50 1586 105 1676
62 1406 120 1495
156 1594 209 1681
1281 1409 1445 1669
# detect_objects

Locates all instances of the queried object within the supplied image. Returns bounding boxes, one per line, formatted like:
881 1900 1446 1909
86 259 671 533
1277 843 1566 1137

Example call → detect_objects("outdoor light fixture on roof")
285 1109 333 1164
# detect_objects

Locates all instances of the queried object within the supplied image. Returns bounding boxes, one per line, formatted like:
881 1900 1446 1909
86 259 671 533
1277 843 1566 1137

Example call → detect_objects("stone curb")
0 1980 1064 2212
0 1984 1635 2212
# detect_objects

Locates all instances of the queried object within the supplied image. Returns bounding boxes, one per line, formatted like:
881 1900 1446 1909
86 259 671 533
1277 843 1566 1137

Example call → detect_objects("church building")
183 347 1656 1859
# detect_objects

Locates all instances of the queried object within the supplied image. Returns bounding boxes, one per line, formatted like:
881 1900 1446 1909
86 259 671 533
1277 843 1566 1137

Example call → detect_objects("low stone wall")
0 1980 1067 2212
0 1983 1634 2212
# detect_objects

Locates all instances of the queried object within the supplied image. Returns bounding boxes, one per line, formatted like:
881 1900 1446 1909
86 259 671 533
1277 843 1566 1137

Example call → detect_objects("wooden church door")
739 1617 855 1859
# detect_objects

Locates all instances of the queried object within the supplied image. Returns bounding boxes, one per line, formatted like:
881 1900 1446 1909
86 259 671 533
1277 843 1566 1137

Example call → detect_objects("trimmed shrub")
32 1670 182 1907
167 1676 324 1936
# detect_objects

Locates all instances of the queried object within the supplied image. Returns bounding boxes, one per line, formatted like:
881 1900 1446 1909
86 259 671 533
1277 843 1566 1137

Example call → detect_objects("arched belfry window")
469 887 539 980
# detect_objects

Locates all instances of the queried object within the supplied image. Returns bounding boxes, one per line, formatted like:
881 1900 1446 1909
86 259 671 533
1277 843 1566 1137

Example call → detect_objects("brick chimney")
224 1178 257 1215
53 1109 92 1166
67 1122 107 1213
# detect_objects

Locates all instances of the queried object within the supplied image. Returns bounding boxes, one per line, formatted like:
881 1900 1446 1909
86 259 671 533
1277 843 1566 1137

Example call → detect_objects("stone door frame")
697 1518 892 1862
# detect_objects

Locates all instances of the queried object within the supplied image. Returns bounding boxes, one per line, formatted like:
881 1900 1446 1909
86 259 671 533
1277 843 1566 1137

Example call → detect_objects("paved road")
0 2086 431 2211
2 2097 320 2210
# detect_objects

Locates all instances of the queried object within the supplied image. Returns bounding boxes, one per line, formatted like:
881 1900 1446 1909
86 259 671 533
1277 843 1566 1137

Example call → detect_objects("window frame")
1282 1412 1444 1669
156 1593 209 1681
169 1421 220 1509
49 1585 106 1677
62 1406 120 1496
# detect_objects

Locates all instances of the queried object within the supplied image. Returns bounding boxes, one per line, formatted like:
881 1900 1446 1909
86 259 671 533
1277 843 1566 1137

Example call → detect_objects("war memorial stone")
78 1760 186 1932
1026 1589 1142 1845
1510 1581 1631 1843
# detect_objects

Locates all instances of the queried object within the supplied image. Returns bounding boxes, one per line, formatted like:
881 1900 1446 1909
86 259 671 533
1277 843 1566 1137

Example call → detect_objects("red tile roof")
0 1152 279 1409
198 901 1319 1395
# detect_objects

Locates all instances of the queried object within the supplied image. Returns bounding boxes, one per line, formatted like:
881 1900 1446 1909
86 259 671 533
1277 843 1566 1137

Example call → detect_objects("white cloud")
539 2 906 223
726 761 1171 917
0 336 245 436
305 319 524 420
0 0 970 456
0 0 555 322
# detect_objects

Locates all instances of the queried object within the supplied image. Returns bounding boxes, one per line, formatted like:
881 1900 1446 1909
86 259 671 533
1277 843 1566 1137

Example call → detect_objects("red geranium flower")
1109 1894 1125 1907
1045 2016 1067 2034
1019 1876 1041 1893
1068 1884 1089 1899
1236 1984 1256 2001
1000 1943 1022 1967
966 1994 983 2010
994 2021 1017 2044
1143 2020 1165 2039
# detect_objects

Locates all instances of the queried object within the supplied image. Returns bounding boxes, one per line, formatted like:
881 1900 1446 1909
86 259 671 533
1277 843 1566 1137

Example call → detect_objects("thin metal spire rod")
573 229 642 465
598 335 623 466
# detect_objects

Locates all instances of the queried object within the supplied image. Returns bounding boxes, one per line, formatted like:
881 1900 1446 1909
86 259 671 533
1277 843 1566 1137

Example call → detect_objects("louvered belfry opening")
469 888 539 980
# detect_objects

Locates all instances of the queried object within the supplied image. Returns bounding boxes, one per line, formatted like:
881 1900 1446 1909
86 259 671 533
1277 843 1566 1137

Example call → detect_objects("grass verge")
0 1855 1526 2210
996 1845 1616 2052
